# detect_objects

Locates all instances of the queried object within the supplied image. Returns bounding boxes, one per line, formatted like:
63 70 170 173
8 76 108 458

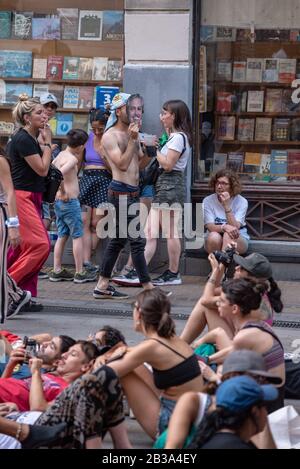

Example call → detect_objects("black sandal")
21 422 66 449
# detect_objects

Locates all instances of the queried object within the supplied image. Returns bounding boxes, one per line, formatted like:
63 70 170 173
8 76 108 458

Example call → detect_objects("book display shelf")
0 0 124 139
193 22 300 240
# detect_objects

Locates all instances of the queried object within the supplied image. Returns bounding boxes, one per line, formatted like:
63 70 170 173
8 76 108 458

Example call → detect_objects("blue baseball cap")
216 375 278 413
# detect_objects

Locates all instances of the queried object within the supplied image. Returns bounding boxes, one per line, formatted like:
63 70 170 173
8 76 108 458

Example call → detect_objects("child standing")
49 129 97 283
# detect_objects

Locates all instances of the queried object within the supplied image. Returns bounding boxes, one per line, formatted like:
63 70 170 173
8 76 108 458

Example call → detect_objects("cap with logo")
40 93 58 107
233 252 272 279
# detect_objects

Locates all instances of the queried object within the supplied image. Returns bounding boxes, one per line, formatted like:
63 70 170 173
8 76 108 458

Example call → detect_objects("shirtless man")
93 93 154 299
49 129 97 284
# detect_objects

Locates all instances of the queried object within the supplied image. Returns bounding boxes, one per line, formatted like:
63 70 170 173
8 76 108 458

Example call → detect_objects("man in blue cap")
93 93 154 299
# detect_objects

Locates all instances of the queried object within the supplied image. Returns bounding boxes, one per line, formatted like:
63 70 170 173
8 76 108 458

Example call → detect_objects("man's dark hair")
76 340 101 363
67 129 88 148
97 325 126 347
58 335 76 354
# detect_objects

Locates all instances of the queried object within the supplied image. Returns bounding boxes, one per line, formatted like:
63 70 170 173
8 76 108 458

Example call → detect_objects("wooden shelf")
216 140 300 146
0 77 122 87
215 81 294 88
216 112 300 117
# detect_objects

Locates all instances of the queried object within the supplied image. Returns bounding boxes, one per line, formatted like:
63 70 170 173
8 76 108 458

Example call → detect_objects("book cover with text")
102 11 124 40
78 10 103 40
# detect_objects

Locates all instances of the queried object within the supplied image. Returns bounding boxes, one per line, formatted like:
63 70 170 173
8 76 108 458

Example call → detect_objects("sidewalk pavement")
37 271 300 319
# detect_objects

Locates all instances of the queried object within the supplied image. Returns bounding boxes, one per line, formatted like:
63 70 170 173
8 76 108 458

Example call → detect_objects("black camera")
23 336 40 363
213 246 236 267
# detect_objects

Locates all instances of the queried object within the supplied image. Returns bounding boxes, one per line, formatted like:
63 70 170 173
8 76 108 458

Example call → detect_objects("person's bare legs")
73 237 84 273
91 208 104 260
180 298 208 344
221 234 248 254
204 232 223 254
53 236 68 271
144 208 160 265
164 210 182 273
120 367 161 439
82 207 93 264
109 421 133 449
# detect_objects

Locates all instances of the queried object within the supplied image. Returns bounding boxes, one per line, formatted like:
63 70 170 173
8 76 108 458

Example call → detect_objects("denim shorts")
41 202 51 220
54 199 83 239
140 184 155 199
158 396 177 435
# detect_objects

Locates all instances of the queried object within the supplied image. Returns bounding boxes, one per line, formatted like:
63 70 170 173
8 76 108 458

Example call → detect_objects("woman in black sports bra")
100 288 203 439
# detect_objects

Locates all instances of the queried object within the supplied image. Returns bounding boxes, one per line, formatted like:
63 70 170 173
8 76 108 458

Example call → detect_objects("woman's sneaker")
93 285 129 300
112 268 141 287
74 270 98 283
152 270 182 286
83 262 100 274
48 268 74 282
6 290 31 319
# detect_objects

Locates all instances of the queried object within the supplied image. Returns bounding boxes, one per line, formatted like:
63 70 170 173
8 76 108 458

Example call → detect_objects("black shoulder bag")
43 164 64 203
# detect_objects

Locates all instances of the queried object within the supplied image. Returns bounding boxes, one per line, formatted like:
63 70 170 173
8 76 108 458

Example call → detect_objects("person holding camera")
181 251 283 344
203 169 249 255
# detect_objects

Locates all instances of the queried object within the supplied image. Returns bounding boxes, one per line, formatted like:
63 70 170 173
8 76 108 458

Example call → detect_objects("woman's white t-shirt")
160 132 191 172
203 193 250 240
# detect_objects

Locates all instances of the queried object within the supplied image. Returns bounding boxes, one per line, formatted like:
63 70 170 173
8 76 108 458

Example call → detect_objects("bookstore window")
197 12 300 186
0 1 124 141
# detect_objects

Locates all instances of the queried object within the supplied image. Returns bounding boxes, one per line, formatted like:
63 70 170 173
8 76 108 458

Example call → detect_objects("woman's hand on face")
8 227 21 248
219 192 231 207
223 224 239 240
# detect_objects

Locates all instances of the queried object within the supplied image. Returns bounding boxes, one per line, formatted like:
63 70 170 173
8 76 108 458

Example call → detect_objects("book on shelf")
63 57 80 80
95 86 120 110
73 114 89 132
63 86 80 109
265 89 283 113
48 84 64 108
217 116 236 141
0 81 6 104
227 152 244 173
272 118 290 141
246 58 263 83
247 90 264 112
291 118 300 141
238 118 255 141
258 154 271 182
232 91 247 113
200 25 215 43
46 56 64 80
243 152 261 180
232 61 246 83
32 58 47 79
255 29 289 42
78 87 94 109
0 121 14 135
56 113 73 136
296 59 300 79
0 50 32 78
290 30 300 41
216 92 233 113
48 117 57 135
270 150 288 182
32 16 60 40
78 58 93 81
255 117 272 141
5 83 32 104
236 28 252 42
57 8 78 40
278 58 296 84
287 150 300 181
0 11 11 39
102 11 124 41
215 27 236 42
33 83 49 99
92 57 108 81
78 10 103 40
107 60 123 82
212 153 227 174
11 11 33 39
262 59 279 83
216 60 232 82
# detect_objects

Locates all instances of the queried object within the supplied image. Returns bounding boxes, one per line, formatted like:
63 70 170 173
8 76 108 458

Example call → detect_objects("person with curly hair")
203 169 249 254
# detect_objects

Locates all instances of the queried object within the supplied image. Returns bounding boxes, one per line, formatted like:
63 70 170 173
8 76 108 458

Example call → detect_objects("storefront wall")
194 0 300 241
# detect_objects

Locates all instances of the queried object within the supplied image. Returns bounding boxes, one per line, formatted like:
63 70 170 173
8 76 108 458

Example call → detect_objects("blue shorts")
140 184 155 199
42 202 51 220
158 396 177 435
54 199 83 239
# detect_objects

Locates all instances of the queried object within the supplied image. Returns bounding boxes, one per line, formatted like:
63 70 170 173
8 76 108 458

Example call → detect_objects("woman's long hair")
222 278 268 316
162 100 193 146
267 277 283 313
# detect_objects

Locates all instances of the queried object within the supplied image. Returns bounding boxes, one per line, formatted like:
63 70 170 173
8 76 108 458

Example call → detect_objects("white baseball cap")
40 93 58 107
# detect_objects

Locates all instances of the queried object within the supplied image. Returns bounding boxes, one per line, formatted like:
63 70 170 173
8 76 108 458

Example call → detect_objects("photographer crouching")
181 248 283 344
